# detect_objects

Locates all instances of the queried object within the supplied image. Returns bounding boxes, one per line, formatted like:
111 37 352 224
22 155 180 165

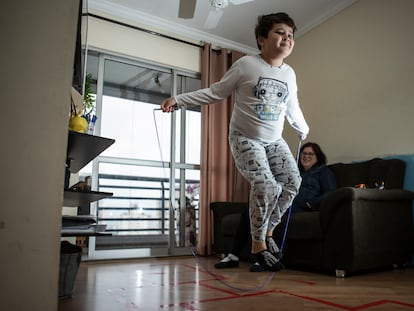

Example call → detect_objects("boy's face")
258 23 295 58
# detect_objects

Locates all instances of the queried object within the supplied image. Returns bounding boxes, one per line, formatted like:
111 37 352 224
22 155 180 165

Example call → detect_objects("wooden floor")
58 256 414 311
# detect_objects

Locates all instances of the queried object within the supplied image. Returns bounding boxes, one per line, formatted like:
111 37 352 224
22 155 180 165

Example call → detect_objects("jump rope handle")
154 103 179 112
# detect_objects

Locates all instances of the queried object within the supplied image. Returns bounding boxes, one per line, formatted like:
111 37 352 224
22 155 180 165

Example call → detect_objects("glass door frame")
84 51 200 260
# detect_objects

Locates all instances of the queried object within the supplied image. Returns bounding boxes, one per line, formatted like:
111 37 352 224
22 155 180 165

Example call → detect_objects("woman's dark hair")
298 142 327 171
255 12 297 50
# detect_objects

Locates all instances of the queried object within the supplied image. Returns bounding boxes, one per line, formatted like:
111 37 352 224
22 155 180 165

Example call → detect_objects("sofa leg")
335 269 346 278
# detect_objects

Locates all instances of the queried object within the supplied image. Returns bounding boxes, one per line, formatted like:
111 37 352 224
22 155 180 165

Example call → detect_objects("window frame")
83 49 201 260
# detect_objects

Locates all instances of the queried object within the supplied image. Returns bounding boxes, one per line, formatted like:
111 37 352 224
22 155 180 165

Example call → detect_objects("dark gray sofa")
211 158 414 277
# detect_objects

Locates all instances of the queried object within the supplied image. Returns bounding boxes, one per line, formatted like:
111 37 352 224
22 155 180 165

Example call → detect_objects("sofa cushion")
327 158 406 189
279 212 322 241
328 161 371 188
368 158 405 189
222 214 242 237
383 155 414 191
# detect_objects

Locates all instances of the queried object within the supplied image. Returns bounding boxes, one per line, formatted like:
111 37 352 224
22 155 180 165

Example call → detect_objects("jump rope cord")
280 139 302 251
153 108 301 292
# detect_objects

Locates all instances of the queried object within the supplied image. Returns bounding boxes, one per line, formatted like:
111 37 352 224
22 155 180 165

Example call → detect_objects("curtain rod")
85 13 203 49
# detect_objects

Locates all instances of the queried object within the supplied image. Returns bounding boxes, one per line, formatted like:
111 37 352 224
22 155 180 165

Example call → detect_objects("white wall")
1 2 412 308
88 0 414 164
284 0 414 163
86 13 201 72
0 1 79 310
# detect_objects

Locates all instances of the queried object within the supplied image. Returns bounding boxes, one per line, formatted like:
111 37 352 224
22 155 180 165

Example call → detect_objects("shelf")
61 217 111 237
62 215 96 226
66 131 115 173
63 189 113 207
61 231 112 237
62 132 115 239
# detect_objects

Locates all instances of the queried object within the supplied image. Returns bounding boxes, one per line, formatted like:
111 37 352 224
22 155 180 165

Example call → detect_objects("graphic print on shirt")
253 77 288 121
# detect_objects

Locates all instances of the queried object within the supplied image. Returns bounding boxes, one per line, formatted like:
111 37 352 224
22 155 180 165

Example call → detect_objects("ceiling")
87 0 357 54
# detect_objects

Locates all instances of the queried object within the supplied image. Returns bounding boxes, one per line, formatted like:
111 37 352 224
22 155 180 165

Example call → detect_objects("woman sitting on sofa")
215 142 337 270
291 142 337 212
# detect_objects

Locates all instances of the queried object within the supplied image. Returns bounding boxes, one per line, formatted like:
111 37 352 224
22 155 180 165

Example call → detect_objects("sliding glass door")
81 51 201 260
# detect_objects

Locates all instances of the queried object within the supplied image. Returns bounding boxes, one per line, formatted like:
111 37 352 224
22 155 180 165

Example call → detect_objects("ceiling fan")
178 0 254 29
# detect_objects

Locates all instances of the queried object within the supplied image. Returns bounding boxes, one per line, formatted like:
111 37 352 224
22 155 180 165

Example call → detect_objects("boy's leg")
229 132 284 271
229 132 282 243
266 138 301 233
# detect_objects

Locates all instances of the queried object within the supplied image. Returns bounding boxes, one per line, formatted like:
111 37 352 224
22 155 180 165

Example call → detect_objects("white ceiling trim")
87 0 357 55
295 0 357 37
88 0 259 55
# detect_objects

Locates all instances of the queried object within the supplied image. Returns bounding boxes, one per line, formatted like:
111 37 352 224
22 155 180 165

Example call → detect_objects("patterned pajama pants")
229 131 301 242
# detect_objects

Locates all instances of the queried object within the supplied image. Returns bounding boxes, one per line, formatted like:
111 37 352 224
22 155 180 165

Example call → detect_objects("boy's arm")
174 62 240 108
285 71 309 139
286 103 309 140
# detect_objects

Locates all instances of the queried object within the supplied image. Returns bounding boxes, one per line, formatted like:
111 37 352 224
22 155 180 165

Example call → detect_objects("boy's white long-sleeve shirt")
174 54 309 143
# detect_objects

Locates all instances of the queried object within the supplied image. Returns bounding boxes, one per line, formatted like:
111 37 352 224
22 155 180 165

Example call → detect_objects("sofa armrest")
320 188 414 223
320 188 414 235
210 202 248 255
323 187 414 203
318 187 414 271
210 202 248 218
351 189 414 209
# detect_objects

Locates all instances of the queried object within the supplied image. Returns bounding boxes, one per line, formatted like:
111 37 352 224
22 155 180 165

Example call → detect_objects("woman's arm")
308 167 337 210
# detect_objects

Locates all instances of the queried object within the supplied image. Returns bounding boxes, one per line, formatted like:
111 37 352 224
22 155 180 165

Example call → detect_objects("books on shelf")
61 215 107 235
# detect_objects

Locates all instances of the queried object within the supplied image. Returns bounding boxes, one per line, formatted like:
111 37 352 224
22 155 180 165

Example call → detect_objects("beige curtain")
196 44 249 256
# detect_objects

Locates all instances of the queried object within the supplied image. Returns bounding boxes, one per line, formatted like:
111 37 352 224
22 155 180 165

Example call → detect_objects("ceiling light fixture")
210 0 229 10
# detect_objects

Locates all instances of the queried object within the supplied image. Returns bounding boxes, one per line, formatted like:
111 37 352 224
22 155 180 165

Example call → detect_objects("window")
82 51 201 259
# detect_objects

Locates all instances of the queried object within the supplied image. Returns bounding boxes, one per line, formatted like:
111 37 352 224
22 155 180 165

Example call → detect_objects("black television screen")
72 0 84 95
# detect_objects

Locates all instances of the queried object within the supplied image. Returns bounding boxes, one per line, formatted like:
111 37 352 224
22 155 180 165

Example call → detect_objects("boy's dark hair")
255 12 297 50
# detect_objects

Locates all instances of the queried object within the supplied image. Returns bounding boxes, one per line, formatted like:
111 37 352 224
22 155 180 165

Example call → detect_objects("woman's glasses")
301 152 315 156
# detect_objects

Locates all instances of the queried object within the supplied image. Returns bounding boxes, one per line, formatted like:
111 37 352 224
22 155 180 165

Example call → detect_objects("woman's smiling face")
300 146 317 171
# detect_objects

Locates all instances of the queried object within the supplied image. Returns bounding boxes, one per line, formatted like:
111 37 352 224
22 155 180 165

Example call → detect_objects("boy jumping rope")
161 12 309 271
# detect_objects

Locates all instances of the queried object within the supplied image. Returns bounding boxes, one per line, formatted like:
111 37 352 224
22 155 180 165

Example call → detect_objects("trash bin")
59 241 82 299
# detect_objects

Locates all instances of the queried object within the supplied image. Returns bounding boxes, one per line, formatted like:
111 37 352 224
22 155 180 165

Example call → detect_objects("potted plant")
82 73 97 134
82 73 96 116
69 73 96 133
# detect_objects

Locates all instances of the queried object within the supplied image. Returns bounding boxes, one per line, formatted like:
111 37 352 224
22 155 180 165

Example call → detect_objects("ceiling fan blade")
204 9 224 29
229 0 254 5
178 0 196 19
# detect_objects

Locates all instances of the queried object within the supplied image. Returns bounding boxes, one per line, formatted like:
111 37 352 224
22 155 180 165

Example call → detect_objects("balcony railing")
96 173 199 237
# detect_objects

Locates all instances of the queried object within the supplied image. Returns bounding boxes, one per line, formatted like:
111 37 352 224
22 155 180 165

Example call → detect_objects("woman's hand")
161 97 178 113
